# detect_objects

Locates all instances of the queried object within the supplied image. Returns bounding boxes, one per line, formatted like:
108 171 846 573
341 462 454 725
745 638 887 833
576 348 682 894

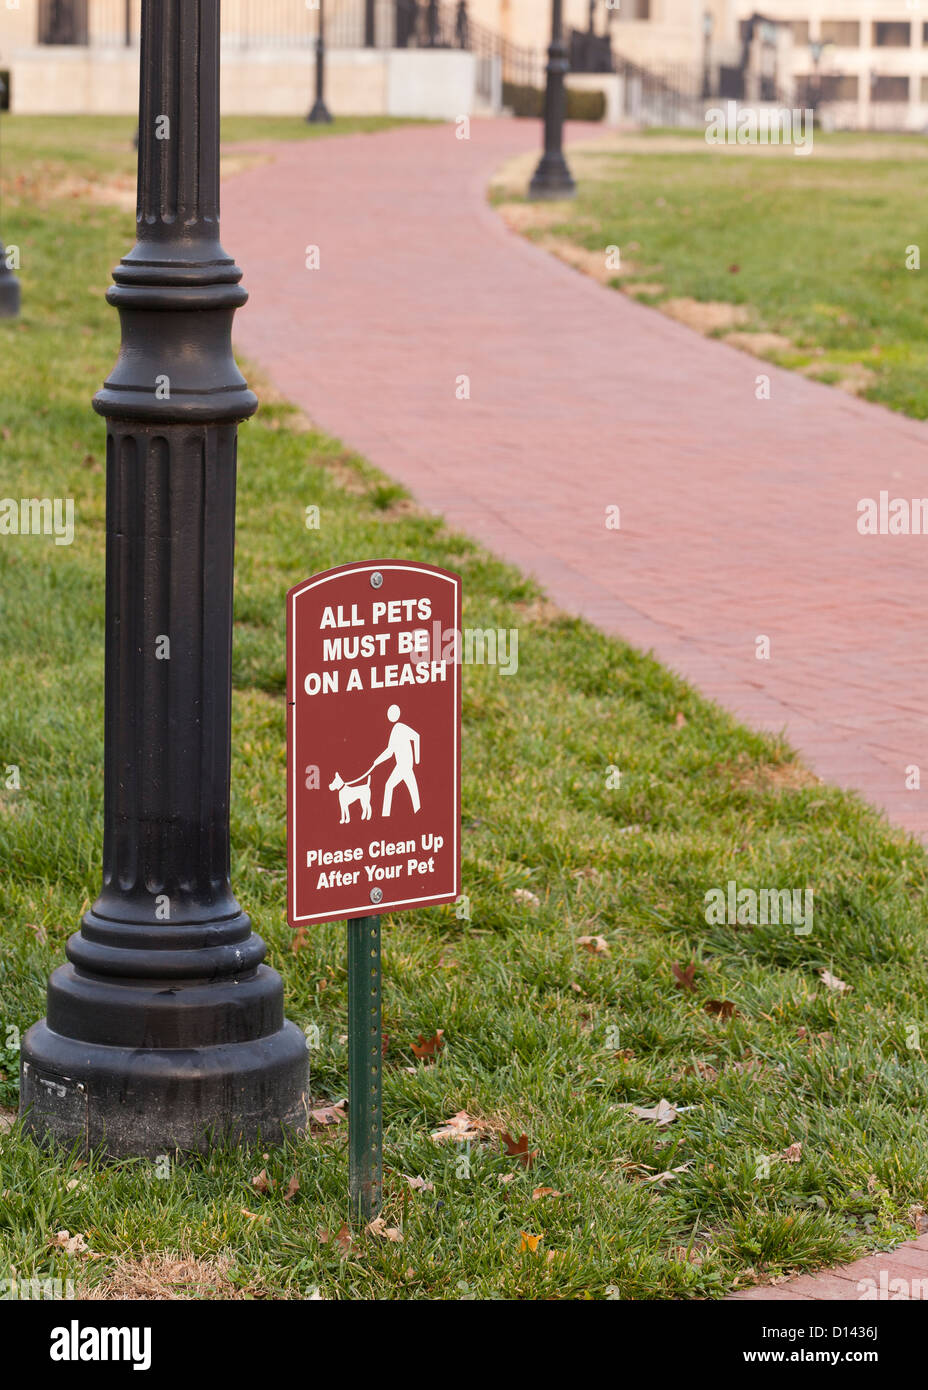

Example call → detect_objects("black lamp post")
365 0 376 47
19 0 309 1157
529 0 576 200
427 0 439 46
308 0 334 124
0 77 20 319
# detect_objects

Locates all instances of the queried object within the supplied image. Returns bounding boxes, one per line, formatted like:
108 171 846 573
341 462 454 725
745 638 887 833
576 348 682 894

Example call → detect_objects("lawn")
2 119 928 1300
493 131 928 420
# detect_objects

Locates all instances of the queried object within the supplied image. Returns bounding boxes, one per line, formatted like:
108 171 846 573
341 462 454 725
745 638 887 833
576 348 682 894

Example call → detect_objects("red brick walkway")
729 1234 928 1300
224 120 928 839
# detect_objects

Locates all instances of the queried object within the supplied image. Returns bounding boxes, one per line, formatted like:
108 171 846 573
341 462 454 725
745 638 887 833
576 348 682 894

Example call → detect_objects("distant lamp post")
529 0 576 201
0 77 19 319
308 0 334 123
809 38 831 110
427 0 439 47
702 12 714 99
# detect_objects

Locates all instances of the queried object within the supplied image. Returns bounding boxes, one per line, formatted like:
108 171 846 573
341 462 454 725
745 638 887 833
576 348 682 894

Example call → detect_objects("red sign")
287 560 462 926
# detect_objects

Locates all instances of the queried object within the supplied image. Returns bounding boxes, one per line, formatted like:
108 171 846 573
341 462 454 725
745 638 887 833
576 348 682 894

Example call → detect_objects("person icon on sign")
370 704 421 817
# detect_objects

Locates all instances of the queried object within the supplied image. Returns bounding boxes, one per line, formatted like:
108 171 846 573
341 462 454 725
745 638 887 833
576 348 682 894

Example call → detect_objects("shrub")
502 82 606 122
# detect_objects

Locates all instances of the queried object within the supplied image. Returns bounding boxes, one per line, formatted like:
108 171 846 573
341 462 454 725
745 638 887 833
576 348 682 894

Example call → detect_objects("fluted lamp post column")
529 0 577 200
20 0 309 1156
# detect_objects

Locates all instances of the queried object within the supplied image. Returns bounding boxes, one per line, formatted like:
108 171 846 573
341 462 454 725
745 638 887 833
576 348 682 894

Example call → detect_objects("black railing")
34 0 542 83
38 0 90 45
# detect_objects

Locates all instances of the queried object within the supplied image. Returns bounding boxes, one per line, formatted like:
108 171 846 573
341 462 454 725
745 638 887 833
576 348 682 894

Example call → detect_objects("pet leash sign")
287 560 462 926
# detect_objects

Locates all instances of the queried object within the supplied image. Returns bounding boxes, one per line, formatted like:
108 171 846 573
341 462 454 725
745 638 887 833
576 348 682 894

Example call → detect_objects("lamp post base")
20 915 309 1156
528 153 577 201
306 101 333 124
0 268 20 318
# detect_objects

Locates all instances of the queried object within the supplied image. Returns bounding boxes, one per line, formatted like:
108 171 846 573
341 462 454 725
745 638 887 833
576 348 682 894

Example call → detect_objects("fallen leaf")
283 1174 300 1203
704 999 737 1018
577 934 609 955
405 1175 434 1193
672 960 697 992
240 1208 270 1225
431 1110 483 1143
49 1230 89 1255
531 1186 562 1200
410 1029 445 1061
674 711 687 728
626 1098 678 1128
501 1132 538 1168
820 969 850 994
498 1172 517 1184
520 1231 542 1253
644 1163 693 1185
367 1217 403 1242
675 1059 717 1082
251 1169 271 1194
780 1142 802 1163
310 1099 347 1128
513 888 540 908
291 927 309 953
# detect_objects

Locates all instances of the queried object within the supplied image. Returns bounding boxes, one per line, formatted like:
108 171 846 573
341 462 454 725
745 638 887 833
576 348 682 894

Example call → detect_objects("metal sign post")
288 560 462 1222
348 915 383 1221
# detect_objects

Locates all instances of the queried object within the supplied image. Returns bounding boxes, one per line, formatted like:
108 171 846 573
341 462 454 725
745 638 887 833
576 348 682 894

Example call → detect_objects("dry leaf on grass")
704 999 737 1019
410 1029 445 1061
531 1186 562 1200
405 1175 434 1193
673 712 687 728
672 960 697 992
501 1131 538 1168
780 1142 802 1163
49 1230 91 1256
0 1108 15 1133
430 1110 484 1143
283 1174 300 1203
318 1223 355 1256
577 935 610 955
367 1217 403 1243
310 1099 347 1128
251 1169 271 1194
240 1208 270 1225
520 1231 542 1254
624 1098 678 1128
513 888 540 909
820 969 850 994
644 1163 693 1185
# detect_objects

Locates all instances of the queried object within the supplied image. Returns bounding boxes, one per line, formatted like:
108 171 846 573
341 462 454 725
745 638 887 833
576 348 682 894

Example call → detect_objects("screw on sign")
287 560 462 1220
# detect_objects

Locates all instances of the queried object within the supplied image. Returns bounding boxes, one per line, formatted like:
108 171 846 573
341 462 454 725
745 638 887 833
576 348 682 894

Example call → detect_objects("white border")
289 563 460 923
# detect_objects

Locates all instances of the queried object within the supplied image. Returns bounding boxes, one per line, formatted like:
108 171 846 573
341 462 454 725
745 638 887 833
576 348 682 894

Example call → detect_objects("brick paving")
224 119 928 841
224 124 928 1298
729 1234 928 1300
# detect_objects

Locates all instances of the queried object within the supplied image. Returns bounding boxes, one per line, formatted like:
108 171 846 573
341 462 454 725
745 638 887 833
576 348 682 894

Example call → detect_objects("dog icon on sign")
328 771 373 825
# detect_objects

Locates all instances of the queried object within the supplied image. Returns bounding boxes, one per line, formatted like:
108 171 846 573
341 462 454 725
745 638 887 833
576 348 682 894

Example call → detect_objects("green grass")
499 132 928 419
1 113 428 186
3 119 928 1301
